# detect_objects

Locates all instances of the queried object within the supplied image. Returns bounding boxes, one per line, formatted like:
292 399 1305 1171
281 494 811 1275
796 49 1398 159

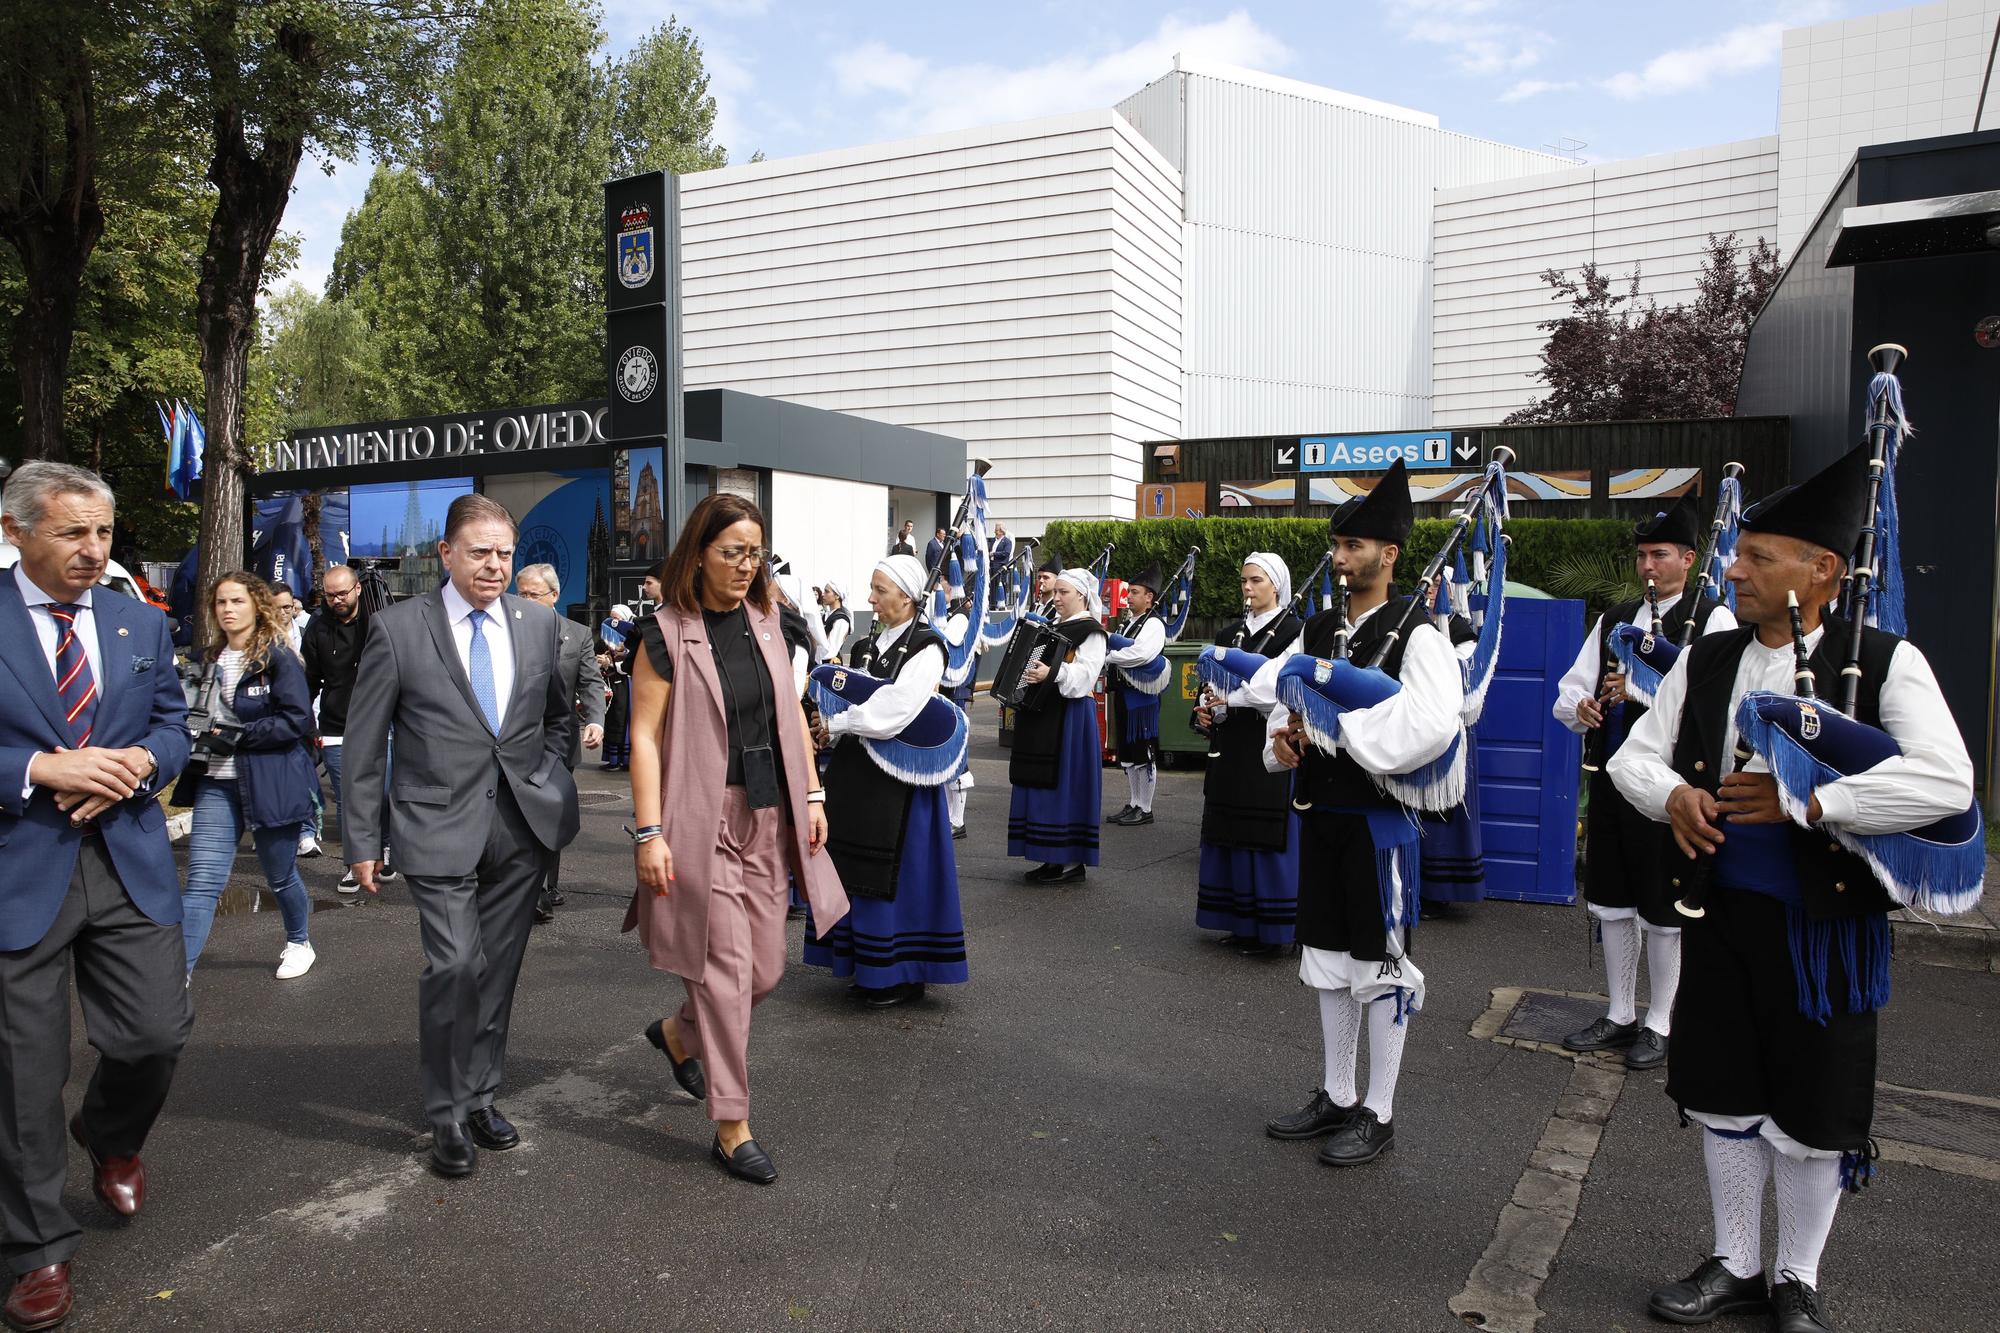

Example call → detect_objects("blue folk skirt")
1007 695 1102 866
1196 814 1300 946
804 784 969 987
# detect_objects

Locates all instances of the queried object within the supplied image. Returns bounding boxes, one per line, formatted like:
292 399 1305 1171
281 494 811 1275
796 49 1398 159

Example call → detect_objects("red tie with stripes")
47 603 98 747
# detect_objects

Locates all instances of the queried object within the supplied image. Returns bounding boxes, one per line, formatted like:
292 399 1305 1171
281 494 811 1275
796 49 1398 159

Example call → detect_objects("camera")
179 661 243 782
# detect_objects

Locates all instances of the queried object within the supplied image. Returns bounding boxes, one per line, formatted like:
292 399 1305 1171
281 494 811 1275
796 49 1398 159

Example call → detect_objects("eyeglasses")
710 544 771 568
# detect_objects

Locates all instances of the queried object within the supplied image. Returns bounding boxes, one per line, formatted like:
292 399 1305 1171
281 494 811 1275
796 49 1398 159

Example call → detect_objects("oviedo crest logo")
616 345 658 403
1797 700 1821 741
617 202 655 290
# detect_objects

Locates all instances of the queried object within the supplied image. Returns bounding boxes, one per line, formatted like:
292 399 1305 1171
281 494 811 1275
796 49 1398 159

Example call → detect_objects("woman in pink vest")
623 494 848 1185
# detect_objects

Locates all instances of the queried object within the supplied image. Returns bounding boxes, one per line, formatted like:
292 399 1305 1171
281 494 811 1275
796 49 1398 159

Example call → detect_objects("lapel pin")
514 610 523 619
117 627 130 637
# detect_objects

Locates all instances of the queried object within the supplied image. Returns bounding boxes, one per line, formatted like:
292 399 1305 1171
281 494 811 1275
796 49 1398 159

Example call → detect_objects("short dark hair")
659 493 771 615
644 560 666 584
443 493 516 542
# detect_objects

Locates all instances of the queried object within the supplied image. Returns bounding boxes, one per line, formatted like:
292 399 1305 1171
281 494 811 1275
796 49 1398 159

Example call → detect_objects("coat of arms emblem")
617 201 655 290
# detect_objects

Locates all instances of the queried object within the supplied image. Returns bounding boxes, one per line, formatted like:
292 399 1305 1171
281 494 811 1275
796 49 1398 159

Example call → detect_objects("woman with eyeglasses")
624 494 848 1185
174 571 320 981
1006 568 1108 884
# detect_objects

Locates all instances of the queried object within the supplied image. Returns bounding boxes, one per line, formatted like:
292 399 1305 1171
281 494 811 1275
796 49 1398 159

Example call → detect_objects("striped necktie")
47 603 98 747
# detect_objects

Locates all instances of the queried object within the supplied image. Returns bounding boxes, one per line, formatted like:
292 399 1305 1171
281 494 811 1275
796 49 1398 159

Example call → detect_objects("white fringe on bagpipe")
931 475 993 690
1374 729 1468 815
807 675 968 788
1116 661 1172 696
1609 630 1667 710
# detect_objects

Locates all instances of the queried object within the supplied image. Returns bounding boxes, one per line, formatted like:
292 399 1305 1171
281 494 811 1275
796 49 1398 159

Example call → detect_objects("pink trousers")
674 788 789 1121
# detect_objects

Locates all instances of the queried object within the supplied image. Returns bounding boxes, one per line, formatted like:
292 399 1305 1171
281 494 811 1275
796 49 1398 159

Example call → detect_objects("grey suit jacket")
343 589 581 877
557 615 606 767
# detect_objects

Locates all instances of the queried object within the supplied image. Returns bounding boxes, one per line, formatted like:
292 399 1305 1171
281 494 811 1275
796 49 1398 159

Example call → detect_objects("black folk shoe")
1561 1016 1640 1053
1770 1276 1834 1332
1625 1028 1668 1070
1317 1108 1394 1166
1646 1257 1768 1324
1265 1089 1358 1141
1110 807 1154 826
1103 805 1136 825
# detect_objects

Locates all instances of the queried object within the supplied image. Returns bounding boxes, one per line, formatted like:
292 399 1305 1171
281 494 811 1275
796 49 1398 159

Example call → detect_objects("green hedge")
1041 516 1637 624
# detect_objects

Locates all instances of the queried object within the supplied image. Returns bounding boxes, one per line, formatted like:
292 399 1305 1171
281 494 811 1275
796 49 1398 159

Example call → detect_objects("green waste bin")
1156 642 1209 768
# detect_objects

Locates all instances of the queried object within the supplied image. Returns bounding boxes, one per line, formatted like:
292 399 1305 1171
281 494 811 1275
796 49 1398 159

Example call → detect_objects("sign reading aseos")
1273 429 1477 474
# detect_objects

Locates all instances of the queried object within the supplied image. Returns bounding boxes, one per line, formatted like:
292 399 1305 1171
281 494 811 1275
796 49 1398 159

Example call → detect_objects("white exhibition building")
674 0 2000 550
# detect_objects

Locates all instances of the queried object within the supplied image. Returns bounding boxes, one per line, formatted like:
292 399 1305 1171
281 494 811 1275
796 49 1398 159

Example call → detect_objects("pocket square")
131 656 155 673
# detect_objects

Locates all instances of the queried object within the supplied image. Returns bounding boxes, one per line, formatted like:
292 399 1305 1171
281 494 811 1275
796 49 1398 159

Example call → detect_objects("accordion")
990 614 1064 712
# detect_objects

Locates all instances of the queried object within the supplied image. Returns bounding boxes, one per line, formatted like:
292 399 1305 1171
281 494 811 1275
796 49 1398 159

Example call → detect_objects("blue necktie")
467 609 500 733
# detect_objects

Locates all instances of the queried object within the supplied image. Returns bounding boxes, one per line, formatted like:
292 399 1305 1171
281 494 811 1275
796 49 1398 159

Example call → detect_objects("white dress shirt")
441 581 516 731
1104 615 1166 672
1608 622 1974 835
825 620 945 740
1553 591 1738 732
1051 613 1108 699
17 568 103 690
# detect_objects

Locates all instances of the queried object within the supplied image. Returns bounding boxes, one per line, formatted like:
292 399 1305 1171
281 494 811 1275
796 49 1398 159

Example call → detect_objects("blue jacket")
172 645 318 829
0 568 192 952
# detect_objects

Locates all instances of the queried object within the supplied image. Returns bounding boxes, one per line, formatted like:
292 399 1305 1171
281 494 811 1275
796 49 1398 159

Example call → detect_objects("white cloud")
1600 21 1786 99
1386 0 1548 77
1499 77 1577 103
829 11 1290 138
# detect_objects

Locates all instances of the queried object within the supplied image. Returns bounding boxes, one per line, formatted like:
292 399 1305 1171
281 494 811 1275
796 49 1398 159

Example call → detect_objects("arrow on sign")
1274 443 1298 471
1454 441 1479 461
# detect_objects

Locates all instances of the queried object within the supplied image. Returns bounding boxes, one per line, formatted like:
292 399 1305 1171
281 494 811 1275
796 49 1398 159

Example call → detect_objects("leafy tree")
1506 233 1781 425
609 19 731 177
261 282 397 432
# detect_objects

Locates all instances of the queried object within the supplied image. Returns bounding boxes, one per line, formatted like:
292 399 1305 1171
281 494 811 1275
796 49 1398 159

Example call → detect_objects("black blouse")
641 608 783 786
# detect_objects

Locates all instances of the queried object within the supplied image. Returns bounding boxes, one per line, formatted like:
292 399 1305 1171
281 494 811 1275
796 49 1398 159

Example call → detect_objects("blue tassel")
1786 907 1834 1026
1462 529 1506 725
1392 988 1413 1026
1786 906 1893 1025
1839 1140 1879 1193
1867 372 1909 636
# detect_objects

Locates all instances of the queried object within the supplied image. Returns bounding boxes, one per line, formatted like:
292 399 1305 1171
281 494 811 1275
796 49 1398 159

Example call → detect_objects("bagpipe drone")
920 459 997 691
1674 344 1985 922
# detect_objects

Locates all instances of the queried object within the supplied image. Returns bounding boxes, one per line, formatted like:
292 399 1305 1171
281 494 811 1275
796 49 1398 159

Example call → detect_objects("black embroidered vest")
822 622 944 899
1202 610 1303 850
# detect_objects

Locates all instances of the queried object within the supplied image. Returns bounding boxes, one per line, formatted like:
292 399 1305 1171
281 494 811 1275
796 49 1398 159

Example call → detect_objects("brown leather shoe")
4 1263 72 1331
68 1116 143 1218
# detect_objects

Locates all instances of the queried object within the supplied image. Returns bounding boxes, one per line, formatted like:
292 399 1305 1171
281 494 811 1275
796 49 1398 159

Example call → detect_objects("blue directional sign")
1273 430 1477 475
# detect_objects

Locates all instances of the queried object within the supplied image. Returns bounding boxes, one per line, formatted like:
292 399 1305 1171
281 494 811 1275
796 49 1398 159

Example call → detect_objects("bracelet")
806 790 825 804
627 823 663 844
633 831 663 846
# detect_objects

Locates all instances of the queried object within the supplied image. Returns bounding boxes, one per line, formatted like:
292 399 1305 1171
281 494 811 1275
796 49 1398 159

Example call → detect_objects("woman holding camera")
174 571 320 980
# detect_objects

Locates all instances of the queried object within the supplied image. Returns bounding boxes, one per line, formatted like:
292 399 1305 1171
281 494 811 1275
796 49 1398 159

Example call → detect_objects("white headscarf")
822 578 844 602
775 573 805 609
1054 567 1103 618
1243 552 1292 617
875 554 928 607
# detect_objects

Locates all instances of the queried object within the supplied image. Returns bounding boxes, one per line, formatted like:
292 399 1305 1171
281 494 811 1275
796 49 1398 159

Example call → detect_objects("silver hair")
516 562 560 597
3 461 115 533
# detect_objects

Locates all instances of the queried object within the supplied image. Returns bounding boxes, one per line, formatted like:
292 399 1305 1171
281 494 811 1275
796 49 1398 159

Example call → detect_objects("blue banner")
1274 430 1475 475
251 496 313 599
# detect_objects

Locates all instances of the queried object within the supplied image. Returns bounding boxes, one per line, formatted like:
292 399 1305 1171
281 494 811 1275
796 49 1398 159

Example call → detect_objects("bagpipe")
991 538 1113 712
1274 448 1514 814
982 538 1040 651
920 459 995 690
1675 344 1984 920
1105 546 1199 696
808 664 968 787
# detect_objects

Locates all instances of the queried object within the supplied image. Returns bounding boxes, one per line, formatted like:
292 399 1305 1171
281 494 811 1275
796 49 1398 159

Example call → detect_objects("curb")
1892 917 2000 973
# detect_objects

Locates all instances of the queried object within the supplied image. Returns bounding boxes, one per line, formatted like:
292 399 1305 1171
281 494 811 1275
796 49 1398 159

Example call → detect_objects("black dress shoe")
1103 805 1135 825
430 1123 476 1177
645 1019 708 1100
1048 864 1086 883
1318 1107 1394 1166
951 824 967 840
1237 939 1279 958
546 888 566 907
1626 1028 1668 1071
712 1134 778 1185
1265 1089 1358 1141
533 893 556 925
1646 1257 1768 1324
466 1106 520 1151
1770 1275 1833 1332
862 982 926 1009
1023 863 1062 883
1111 807 1154 826
1561 1016 1640 1052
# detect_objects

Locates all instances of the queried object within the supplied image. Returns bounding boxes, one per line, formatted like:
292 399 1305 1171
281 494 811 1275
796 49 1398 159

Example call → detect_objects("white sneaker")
337 872 359 895
275 941 316 980
297 832 322 859
377 863 399 882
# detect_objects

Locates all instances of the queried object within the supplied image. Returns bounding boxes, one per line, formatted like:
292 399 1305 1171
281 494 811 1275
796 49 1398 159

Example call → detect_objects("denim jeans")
181 777 312 972
321 742 346 845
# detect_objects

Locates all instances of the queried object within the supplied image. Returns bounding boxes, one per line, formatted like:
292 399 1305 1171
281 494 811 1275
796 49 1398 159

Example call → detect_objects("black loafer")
1103 805 1135 825
862 982 926 1009
1770 1276 1834 1332
712 1134 777 1185
1237 940 1279 958
1625 1028 1668 1071
1048 864 1086 883
1265 1088 1358 1141
466 1106 520 1151
1646 1257 1768 1324
1111 808 1154 826
645 1020 708 1100
1023 864 1062 884
1561 1016 1640 1052
1317 1107 1394 1166
430 1122 476 1177
533 894 556 925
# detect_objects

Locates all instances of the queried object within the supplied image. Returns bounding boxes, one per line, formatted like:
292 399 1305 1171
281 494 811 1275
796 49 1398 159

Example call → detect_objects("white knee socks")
1600 913 1640 1026
1124 762 1157 813
1772 1150 1841 1289
1362 998 1408 1123
1703 1130 1770 1280
1643 926 1681 1036
947 785 966 826
1317 989 1362 1106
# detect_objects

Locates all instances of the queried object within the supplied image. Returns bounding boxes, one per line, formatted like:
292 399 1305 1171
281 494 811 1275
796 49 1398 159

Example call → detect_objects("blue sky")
282 0 1912 296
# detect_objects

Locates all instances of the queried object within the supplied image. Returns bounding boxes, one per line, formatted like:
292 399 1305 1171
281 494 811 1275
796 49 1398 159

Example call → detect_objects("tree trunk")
1 41 103 463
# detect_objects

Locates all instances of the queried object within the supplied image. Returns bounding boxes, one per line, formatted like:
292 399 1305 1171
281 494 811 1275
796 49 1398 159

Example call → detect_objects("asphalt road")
47 740 2000 1331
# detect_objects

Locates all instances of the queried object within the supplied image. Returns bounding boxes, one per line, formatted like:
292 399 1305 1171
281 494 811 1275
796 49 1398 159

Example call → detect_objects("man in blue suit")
0 462 194 1331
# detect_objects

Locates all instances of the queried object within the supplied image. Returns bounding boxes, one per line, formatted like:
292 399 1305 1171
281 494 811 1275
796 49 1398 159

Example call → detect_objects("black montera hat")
1128 561 1164 594
1329 459 1413 547
1035 553 1064 576
1740 443 1873 559
1633 496 1701 549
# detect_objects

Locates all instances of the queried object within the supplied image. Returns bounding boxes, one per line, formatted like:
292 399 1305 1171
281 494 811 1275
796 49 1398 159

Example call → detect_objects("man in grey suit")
343 495 580 1179
512 562 604 924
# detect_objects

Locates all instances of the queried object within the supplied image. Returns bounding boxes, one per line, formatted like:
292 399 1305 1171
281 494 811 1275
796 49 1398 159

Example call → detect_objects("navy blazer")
0 568 192 951
171 646 318 829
